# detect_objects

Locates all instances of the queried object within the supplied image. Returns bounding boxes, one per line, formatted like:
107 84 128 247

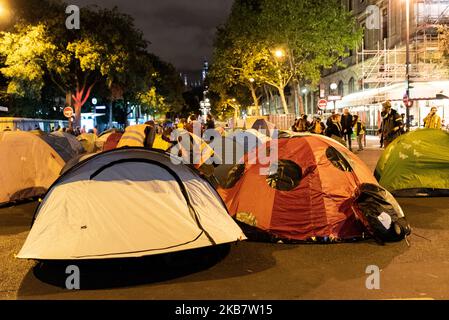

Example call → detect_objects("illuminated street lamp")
200 98 211 122
274 49 285 59
0 2 11 23
330 83 338 111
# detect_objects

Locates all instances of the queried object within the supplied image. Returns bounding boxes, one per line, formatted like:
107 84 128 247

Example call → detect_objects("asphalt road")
1 139 449 300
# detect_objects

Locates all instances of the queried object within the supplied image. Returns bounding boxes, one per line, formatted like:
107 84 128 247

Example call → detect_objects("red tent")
218 134 410 243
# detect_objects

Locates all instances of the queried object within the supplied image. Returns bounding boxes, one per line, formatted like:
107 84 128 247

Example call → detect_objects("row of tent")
17 130 413 261
3 122 448 261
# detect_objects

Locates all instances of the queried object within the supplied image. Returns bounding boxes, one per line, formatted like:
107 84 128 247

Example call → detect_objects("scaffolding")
358 0 449 94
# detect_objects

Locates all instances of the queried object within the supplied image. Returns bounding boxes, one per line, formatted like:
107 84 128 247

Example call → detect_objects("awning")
334 81 449 108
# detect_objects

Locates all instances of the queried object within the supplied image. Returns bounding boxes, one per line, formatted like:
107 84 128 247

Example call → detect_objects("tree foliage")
0 1 184 125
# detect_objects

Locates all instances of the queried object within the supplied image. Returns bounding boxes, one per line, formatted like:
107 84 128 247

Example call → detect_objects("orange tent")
218 134 411 244
0 131 65 205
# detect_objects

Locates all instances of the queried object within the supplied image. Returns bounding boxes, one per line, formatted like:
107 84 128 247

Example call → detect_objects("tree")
209 1 266 115
0 2 195 125
210 0 362 115
258 0 362 114
0 6 151 126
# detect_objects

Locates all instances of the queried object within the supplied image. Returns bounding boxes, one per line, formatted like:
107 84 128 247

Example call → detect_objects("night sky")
72 0 234 76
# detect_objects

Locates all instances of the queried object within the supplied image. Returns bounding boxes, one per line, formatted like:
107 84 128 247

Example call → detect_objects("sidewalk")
351 135 383 172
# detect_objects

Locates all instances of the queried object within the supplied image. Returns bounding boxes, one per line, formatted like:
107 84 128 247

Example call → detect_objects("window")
382 8 388 40
266 160 303 191
338 81 344 97
348 77 355 94
326 147 353 172
348 0 353 11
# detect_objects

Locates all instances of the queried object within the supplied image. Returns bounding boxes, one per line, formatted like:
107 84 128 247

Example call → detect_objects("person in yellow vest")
152 126 173 151
310 117 326 135
353 115 366 152
423 107 442 129
116 123 155 148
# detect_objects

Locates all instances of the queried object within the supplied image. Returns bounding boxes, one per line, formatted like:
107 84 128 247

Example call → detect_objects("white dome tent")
18 148 246 261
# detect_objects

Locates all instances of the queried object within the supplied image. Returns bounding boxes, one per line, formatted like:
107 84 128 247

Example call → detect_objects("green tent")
375 129 449 197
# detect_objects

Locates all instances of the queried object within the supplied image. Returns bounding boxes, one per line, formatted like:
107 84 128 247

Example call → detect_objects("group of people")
379 101 446 148
291 109 366 152
51 125 99 137
290 101 448 152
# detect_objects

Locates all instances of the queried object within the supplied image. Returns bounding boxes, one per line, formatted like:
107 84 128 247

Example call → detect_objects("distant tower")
202 60 209 82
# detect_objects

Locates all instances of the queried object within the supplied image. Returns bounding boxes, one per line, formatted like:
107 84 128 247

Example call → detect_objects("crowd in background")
291 108 366 152
290 100 448 151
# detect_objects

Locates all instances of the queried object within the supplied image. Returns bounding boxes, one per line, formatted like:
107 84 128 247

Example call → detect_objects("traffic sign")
0 106 8 112
328 95 342 101
63 107 74 118
317 99 328 110
403 94 414 108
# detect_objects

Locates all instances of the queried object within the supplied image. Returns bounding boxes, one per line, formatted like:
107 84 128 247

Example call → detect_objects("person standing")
340 108 354 151
205 114 215 130
353 115 366 152
291 119 300 132
423 107 442 129
310 117 326 135
325 114 343 137
380 100 404 148
298 115 309 133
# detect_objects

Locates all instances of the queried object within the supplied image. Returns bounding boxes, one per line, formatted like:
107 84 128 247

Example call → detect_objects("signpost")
63 107 74 118
64 107 74 130
328 95 342 101
317 99 328 111
0 106 8 112
403 94 413 108
327 95 342 112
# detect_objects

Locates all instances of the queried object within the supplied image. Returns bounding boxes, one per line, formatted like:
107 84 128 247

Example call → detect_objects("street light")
0 2 11 22
274 49 285 59
330 83 338 112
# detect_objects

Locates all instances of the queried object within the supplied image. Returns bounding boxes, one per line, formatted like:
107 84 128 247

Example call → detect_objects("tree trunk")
278 87 289 115
249 84 260 116
298 84 305 115
292 82 299 116
71 83 95 128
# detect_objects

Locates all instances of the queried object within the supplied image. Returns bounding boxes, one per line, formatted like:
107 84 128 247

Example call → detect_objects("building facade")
319 0 449 132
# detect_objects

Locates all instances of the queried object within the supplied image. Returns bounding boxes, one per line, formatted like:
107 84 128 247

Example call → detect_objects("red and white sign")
317 99 328 110
328 95 342 101
403 95 414 108
63 107 74 118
